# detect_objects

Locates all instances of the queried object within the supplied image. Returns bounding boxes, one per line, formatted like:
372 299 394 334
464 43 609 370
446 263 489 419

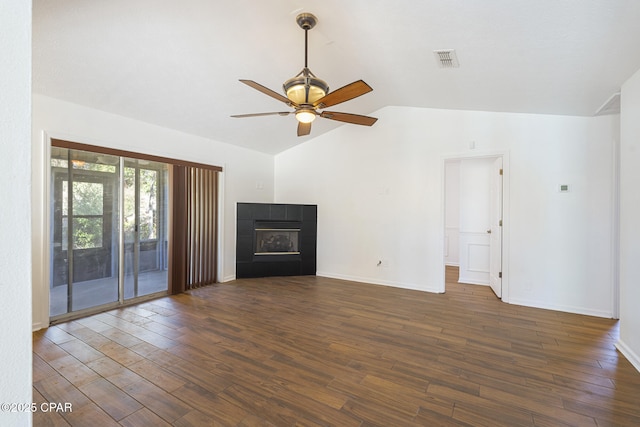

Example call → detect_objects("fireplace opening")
255 228 300 255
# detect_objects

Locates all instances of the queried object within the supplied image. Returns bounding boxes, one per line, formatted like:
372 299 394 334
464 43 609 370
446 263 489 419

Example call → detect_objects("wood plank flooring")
33 267 640 426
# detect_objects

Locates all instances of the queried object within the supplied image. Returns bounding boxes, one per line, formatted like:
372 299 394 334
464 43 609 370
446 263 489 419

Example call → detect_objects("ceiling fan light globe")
284 76 329 105
295 109 317 123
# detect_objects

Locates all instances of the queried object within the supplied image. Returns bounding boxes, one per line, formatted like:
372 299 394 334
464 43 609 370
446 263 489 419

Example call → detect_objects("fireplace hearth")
236 203 317 278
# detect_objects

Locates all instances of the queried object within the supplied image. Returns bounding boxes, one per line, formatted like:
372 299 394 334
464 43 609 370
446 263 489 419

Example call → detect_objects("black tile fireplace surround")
236 203 317 278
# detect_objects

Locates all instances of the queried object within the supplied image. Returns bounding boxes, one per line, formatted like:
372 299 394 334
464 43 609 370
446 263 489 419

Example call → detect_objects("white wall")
0 0 33 424
32 95 275 329
618 67 640 371
275 106 618 317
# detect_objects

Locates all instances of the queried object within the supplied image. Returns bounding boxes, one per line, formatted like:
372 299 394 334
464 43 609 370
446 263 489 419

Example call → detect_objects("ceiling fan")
231 13 377 137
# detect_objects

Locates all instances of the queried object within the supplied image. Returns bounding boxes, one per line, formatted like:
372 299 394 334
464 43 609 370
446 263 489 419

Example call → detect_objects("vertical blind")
170 165 219 292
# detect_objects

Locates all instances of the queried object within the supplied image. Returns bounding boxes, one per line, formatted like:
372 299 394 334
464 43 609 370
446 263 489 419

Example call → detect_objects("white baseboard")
616 339 640 373
508 297 612 318
222 275 236 282
316 271 443 294
32 321 47 332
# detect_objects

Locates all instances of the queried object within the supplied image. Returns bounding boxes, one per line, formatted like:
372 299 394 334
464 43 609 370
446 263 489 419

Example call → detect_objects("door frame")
441 150 510 303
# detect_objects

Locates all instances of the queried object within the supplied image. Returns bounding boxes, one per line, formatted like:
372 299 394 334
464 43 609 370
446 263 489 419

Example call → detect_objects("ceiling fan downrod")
296 13 317 69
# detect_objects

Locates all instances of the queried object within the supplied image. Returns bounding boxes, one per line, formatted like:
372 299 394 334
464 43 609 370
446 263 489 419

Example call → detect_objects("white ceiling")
33 0 640 154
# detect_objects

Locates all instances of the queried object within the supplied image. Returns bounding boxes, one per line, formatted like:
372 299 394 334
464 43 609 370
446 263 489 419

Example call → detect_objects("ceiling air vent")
594 92 620 116
434 49 459 68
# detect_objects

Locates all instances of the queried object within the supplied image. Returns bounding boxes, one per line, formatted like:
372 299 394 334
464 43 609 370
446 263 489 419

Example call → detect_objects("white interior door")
489 157 503 297
458 158 493 285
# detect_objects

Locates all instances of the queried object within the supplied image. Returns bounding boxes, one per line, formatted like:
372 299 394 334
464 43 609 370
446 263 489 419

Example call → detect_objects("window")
61 180 105 250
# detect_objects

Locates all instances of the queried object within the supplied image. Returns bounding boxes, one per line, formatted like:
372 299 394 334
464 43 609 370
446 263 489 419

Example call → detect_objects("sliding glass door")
50 148 168 320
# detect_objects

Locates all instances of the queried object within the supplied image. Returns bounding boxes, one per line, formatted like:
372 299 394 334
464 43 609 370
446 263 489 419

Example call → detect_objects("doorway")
444 154 505 299
49 147 169 319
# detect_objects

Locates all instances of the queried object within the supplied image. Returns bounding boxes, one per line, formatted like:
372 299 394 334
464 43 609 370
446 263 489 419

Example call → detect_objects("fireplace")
236 203 316 278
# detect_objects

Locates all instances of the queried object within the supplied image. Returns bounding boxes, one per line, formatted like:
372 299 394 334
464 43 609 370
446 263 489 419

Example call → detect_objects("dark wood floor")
33 267 640 426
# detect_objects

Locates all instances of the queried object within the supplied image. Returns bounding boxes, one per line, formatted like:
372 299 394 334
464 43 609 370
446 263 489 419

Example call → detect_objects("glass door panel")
123 159 168 300
50 148 120 317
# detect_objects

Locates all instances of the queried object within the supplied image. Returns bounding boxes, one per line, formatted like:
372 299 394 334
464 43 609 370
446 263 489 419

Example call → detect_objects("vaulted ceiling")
33 0 640 154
